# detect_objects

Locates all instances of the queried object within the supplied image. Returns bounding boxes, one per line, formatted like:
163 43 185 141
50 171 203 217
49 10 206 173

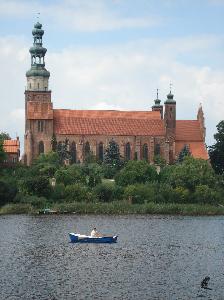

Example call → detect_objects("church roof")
53 109 165 136
175 120 208 160
175 141 208 160
3 139 20 154
176 120 203 141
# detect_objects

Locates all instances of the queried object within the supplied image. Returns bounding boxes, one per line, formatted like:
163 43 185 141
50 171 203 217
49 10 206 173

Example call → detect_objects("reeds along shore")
1 202 224 216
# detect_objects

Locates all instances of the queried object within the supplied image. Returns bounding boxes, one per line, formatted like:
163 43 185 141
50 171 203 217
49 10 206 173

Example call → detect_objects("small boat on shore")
38 208 58 215
69 233 118 243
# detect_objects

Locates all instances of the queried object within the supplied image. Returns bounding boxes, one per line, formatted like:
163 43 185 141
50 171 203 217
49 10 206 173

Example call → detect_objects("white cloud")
0 0 160 32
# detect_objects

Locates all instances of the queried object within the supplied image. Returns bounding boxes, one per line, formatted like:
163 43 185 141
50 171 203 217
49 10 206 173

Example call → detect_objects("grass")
1 201 224 215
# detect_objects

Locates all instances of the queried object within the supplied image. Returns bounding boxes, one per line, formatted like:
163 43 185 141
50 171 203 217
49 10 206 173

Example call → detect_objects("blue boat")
69 233 118 243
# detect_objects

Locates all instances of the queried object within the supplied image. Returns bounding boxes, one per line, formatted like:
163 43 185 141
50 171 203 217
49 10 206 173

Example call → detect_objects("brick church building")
24 22 208 166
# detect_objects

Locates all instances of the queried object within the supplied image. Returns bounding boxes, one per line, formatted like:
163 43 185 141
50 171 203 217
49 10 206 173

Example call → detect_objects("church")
24 22 208 166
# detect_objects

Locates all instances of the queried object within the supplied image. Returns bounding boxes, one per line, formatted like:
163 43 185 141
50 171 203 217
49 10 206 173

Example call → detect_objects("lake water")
0 214 224 300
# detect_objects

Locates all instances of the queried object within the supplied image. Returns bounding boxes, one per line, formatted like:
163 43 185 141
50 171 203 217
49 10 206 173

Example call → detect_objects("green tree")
177 144 191 163
0 132 11 141
57 138 71 165
115 160 158 186
0 140 6 164
104 139 123 168
160 157 216 192
81 163 103 187
209 120 224 174
55 164 85 186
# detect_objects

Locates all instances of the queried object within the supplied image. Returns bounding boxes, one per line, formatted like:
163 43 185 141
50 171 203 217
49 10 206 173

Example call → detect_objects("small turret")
152 89 163 118
197 103 206 141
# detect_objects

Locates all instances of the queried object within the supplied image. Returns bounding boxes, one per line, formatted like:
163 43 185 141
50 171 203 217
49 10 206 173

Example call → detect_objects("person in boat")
90 227 102 237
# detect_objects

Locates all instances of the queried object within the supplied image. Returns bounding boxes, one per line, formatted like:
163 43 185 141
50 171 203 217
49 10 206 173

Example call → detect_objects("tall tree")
177 144 191 163
209 120 224 174
57 138 71 165
104 139 123 168
0 140 6 163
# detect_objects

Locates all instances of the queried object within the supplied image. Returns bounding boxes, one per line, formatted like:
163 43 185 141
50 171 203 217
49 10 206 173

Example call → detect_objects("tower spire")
26 22 50 91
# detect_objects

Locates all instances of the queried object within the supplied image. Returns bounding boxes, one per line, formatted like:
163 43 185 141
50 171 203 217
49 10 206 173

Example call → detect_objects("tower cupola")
152 89 163 118
26 22 50 91
165 90 176 104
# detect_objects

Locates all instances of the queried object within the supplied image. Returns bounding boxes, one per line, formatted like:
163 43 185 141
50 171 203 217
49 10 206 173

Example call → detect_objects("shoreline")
1 202 224 216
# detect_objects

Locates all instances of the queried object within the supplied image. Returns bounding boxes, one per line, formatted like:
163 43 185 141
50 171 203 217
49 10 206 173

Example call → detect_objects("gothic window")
38 141 44 155
70 142 76 164
38 120 44 132
155 143 160 156
38 82 40 89
98 142 104 161
84 141 90 158
142 144 148 161
125 142 131 161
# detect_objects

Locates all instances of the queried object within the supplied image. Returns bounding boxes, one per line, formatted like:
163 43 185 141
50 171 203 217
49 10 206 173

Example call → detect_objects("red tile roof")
53 109 165 136
176 120 203 141
3 139 20 154
54 109 161 119
27 101 53 119
175 141 209 160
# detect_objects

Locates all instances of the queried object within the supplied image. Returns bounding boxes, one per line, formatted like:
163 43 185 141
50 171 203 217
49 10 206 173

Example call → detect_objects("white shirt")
91 229 98 237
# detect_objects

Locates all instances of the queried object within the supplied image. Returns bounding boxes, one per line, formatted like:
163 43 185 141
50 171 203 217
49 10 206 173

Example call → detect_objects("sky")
0 0 224 152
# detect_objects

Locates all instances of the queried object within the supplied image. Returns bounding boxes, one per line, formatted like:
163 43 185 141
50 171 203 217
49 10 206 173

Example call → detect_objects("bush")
64 184 91 202
102 164 119 179
51 183 66 201
157 184 190 204
124 184 154 204
55 165 85 186
115 160 158 186
18 175 51 198
160 157 217 192
13 194 47 208
193 185 221 204
93 182 116 202
81 163 103 187
0 180 17 206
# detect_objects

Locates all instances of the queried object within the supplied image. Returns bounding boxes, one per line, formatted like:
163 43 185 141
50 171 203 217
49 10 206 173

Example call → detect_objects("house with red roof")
23 22 208 166
3 138 20 165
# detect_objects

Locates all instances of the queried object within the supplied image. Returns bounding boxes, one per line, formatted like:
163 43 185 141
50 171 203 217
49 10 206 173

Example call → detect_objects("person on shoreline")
90 227 102 237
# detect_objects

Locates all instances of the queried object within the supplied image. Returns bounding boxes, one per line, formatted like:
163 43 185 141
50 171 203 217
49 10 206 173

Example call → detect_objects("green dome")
29 45 47 55
165 92 176 104
34 22 42 29
26 66 50 78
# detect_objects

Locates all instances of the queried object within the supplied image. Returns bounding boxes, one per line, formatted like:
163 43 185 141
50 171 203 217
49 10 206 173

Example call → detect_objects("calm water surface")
0 214 224 300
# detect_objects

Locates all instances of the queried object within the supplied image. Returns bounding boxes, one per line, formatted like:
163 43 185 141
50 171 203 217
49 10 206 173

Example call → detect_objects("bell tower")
24 22 53 165
164 88 176 163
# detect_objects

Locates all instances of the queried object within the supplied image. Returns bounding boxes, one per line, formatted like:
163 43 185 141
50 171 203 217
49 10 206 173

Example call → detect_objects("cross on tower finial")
156 88 159 99
170 82 173 93
37 12 40 21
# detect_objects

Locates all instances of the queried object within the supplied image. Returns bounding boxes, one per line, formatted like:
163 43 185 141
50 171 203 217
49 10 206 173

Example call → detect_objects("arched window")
38 120 44 132
98 142 104 161
155 144 160 156
125 142 131 161
142 144 148 161
84 141 90 158
70 142 76 164
39 141 44 155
